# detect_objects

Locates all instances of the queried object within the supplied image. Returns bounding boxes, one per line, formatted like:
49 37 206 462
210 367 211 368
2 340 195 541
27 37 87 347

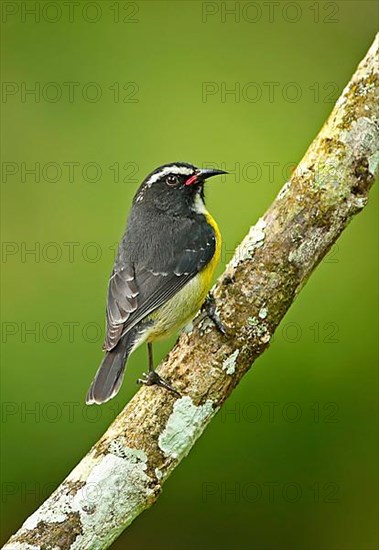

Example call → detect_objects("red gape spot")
185 174 199 186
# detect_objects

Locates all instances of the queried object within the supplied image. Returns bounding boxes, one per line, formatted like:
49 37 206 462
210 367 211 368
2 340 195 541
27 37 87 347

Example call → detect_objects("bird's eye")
166 174 179 186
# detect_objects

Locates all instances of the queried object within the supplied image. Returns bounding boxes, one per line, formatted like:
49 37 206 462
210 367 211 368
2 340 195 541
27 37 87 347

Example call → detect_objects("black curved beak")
185 167 228 186
199 168 228 180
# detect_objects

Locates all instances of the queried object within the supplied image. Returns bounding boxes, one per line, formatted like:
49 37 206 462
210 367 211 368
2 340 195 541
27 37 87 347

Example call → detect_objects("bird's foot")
202 294 228 336
137 370 181 397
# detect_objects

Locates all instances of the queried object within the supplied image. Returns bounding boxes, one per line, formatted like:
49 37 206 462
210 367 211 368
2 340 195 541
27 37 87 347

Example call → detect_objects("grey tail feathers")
86 334 134 405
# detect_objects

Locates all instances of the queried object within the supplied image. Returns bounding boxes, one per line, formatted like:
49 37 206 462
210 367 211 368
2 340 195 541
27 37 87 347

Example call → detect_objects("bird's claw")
137 371 181 397
203 295 228 336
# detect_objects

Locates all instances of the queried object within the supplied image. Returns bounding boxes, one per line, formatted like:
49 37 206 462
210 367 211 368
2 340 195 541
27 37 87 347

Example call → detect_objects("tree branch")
4 34 378 550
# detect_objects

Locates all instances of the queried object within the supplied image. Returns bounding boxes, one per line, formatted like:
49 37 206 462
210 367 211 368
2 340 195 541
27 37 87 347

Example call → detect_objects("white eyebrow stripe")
145 165 194 186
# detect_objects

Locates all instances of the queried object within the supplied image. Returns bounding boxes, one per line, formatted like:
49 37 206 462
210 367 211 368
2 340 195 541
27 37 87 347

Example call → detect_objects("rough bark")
4 34 378 550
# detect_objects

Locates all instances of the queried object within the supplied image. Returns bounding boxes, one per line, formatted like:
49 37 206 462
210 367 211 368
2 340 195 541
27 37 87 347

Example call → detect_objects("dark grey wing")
103 218 216 351
104 264 139 350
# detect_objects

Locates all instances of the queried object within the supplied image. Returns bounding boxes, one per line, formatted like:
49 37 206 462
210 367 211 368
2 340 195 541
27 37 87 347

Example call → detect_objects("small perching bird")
86 162 227 405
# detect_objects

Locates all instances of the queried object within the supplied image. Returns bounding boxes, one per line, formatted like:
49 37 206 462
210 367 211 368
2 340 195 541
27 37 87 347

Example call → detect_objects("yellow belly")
147 210 221 341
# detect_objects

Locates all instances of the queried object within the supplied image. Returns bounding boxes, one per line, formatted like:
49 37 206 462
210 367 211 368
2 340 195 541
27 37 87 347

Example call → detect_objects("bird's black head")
133 162 227 216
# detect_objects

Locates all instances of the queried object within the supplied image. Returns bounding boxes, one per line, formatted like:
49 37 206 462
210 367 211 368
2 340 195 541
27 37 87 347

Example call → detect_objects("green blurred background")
1 1 378 548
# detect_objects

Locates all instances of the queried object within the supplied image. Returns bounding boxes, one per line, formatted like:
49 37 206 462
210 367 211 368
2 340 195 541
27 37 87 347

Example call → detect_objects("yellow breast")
200 209 222 293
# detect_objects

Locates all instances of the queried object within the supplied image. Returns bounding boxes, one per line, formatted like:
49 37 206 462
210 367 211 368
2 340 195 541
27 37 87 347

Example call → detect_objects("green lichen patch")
222 349 240 375
158 396 215 460
229 218 266 268
247 316 271 344
338 74 379 131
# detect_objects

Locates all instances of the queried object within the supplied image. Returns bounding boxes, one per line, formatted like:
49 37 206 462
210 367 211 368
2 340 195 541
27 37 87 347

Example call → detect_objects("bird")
86 162 227 405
